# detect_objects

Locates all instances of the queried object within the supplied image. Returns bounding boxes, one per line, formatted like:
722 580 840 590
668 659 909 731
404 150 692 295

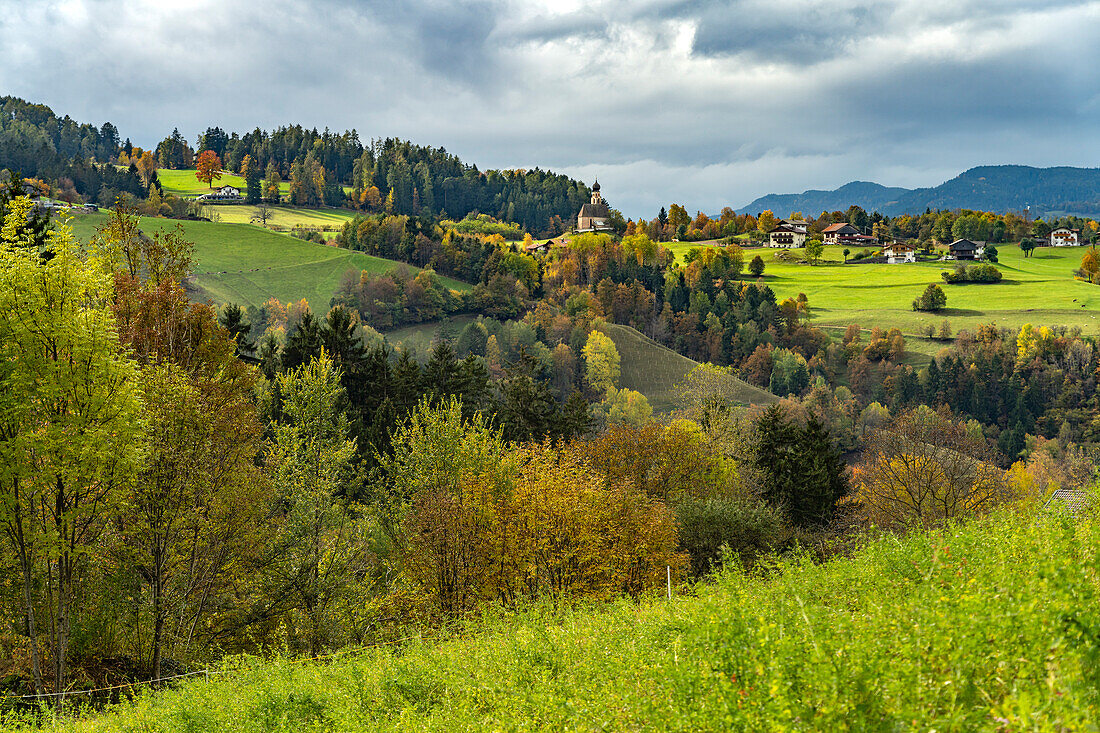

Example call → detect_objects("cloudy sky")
2 0 1099 217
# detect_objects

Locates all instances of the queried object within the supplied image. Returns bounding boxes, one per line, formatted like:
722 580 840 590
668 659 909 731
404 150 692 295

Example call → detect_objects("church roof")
579 202 610 218
592 179 600 192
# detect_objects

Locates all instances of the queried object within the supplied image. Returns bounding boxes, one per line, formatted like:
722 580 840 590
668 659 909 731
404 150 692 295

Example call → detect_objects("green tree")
748 254 765 277
912 283 947 312
267 352 360 654
242 154 262 204
1019 239 1036 258
219 303 254 354
0 199 144 699
805 238 825 265
753 406 847 527
583 330 621 395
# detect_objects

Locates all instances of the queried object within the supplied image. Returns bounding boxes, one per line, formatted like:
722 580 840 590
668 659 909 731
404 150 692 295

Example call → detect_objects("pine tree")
281 311 324 371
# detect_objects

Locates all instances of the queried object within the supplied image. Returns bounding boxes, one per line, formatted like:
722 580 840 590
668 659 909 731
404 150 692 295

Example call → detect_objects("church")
576 180 614 232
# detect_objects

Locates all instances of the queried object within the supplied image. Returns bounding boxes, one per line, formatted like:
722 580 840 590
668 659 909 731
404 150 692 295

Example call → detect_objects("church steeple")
590 178 603 205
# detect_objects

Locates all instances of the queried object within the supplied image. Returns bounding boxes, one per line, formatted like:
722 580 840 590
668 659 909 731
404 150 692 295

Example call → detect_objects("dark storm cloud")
1 0 1099 217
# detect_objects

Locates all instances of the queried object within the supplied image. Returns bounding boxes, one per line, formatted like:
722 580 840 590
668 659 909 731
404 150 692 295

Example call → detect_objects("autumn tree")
757 210 777 234
582 329 621 395
195 149 223 189
135 149 158 188
264 162 282 203
857 408 1010 529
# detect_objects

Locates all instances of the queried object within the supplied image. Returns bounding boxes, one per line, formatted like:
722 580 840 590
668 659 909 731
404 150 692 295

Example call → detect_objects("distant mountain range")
736 165 1100 219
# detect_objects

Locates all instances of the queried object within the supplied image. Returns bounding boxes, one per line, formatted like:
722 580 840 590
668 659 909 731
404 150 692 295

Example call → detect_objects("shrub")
912 283 947 311
675 497 786 577
748 254 765 277
942 263 1002 283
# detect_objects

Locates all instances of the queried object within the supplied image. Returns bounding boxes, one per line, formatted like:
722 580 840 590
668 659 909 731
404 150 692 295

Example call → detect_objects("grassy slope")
600 323 777 412
157 168 353 198
672 241 1100 333
379 316 479 358
66 212 469 311
208 205 357 230
34 510 1100 731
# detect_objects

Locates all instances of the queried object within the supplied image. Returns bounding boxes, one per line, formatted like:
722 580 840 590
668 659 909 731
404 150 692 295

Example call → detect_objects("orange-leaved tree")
195 149 223 189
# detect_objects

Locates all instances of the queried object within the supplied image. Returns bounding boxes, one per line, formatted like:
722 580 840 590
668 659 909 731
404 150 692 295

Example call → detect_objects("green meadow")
18 509 1099 731
66 212 469 312
205 205 357 230
676 240 1100 334
156 168 353 199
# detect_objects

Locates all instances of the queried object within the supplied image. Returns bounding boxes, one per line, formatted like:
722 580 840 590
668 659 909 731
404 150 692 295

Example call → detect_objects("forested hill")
737 165 1100 218
0 95 592 233
0 96 146 202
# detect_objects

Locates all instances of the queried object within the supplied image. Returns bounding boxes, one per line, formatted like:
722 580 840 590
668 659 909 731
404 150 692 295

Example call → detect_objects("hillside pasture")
380 316 479 358
157 168 352 198
67 212 469 311
600 323 777 412
30 510 1100 731
672 240 1100 333
205 204 357 232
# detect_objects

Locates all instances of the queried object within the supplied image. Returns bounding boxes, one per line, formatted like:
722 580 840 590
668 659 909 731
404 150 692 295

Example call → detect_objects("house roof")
823 222 859 233
1052 227 1080 233
780 219 811 228
769 223 805 234
579 202 610 218
1043 488 1093 516
949 238 982 250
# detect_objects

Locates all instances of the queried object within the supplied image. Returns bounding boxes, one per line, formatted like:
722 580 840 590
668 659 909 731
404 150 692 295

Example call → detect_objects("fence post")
667 565 672 600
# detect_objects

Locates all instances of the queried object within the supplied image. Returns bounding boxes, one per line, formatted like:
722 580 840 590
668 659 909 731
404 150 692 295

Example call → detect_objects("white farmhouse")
768 219 809 248
1050 227 1080 246
883 242 916 263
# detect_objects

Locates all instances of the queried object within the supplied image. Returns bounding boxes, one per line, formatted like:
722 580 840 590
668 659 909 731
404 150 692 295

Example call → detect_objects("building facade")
576 180 613 232
1050 227 1080 246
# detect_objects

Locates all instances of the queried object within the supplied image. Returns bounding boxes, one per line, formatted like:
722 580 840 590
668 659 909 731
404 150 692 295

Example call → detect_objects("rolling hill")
66 211 470 311
599 323 778 412
737 165 1100 218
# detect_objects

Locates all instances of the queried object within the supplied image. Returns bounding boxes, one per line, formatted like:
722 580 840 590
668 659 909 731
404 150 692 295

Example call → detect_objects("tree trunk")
152 554 164 683
13 524 44 696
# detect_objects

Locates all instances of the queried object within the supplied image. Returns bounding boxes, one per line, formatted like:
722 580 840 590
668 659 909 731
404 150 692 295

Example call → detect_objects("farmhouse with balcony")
1050 227 1080 247
883 242 916 264
948 239 985 261
768 219 810 248
822 222 876 246
576 180 613 232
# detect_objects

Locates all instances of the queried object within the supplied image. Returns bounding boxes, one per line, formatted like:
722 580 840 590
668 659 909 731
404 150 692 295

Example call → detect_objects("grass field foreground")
19 509 1100 731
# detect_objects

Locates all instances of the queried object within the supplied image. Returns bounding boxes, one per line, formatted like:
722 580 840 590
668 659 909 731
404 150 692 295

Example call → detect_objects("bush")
942 263 1002 283
675 497 786 577
748 254 765 277
912 283 947 311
